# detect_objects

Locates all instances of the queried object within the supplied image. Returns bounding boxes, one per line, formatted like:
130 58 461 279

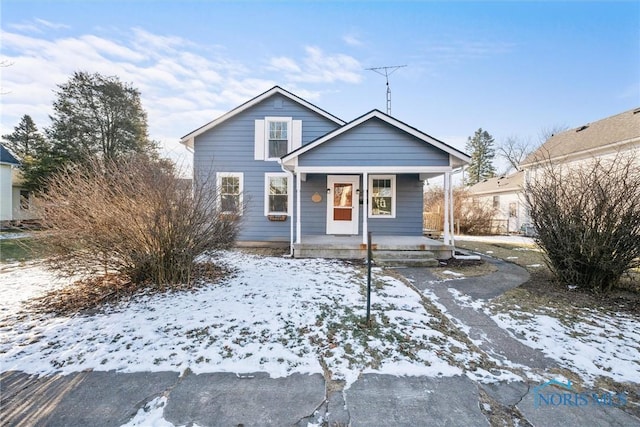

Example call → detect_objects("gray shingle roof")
521 107 640 167
466 170 524 195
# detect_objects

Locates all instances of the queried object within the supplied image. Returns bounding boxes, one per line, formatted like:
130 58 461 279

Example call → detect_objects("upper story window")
369 175 396 218
254 117 302 161
268 120 289 159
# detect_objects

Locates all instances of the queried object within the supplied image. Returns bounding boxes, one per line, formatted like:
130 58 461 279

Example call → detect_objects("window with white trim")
369 175 396 218
264 173 291 215
255 117 301 161
266 117 292 160
217 172 243 215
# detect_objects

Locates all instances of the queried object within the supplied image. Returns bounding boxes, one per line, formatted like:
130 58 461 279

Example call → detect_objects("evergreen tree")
1 115 53 192
47 71 154 164
465 128 496 186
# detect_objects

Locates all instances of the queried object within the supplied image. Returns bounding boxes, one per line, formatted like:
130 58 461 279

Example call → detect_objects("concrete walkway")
2 258 639 426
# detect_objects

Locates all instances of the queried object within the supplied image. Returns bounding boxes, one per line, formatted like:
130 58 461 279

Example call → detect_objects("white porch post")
362 172 368 245
443 172 452 246
296 172 302 244
449 172 455 246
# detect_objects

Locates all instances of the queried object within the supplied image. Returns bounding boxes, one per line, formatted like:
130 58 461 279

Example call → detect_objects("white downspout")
279 161 295 257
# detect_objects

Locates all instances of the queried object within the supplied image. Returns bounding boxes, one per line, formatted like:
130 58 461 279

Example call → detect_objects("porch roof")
280 110 470 171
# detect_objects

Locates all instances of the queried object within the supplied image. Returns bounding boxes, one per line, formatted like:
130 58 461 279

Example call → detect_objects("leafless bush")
525 152 640 293
424 186 493 235
37 155 240 286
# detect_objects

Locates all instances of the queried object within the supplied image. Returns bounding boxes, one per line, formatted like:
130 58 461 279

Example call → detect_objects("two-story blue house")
180 86 469 263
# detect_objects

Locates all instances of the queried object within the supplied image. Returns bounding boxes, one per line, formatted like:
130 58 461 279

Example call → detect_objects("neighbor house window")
509 202 517 218
19 190 30 210
267 118 291 159
264 173 291 215
369 175 396 218
217 173 243 215
493 195 500 209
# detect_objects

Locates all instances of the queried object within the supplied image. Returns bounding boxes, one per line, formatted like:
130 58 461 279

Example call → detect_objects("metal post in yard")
366 231 372 326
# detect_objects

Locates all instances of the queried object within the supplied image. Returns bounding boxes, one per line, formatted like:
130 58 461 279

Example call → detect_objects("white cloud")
0 26 363 169
343 33 363 47
269 46 363 84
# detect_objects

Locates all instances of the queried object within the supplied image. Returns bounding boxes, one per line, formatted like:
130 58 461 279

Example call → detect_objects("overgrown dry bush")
37 155 240 286
525 152 640 293
424 186 493 235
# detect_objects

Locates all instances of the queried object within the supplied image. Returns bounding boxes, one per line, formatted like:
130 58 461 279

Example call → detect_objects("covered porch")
293 235 453 266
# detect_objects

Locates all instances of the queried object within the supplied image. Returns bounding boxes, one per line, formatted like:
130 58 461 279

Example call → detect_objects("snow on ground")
0 251 480 388
455 235 536 246
489 304 640 385
448 287 640 386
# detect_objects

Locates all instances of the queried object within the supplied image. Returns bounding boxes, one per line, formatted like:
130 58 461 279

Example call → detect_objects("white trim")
216 172 243 215
326 175 360 235
264 172 292 216
443 172 451 245
281 110 471 164
265 116 293 161
291 120 302 151
291 166 453 174
180 86 345 149
296 173 302 243
368 175 396 218
362 172 368 245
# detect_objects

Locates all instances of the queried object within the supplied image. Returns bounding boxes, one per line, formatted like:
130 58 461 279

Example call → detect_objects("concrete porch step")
374 258 440 267
373 250 439 267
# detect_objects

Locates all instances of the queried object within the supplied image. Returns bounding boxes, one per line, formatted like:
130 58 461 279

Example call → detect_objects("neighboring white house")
465 107 639 235
466 170 526 234
1 145 20 223
520 107 640 178
1 144 39 225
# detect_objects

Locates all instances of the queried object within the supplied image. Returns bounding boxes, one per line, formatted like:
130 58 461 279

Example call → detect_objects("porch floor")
293 235 453 264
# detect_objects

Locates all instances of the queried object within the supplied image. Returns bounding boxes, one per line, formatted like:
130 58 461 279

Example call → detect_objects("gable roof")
466 170 524 196
0 145 20 165
521 107 640 167
179 86 346 149
281 109 471 166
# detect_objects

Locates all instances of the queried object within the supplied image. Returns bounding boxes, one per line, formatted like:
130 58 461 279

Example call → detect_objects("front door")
326 175 359 235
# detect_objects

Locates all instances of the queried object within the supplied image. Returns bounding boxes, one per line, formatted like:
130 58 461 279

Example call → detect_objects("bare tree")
537 124 569 144
497 135 533 173
37 155 241 286
525 151 640 293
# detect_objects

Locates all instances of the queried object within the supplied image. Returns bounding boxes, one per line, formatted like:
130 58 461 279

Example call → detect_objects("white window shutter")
291 120 302 151
254 119 265 160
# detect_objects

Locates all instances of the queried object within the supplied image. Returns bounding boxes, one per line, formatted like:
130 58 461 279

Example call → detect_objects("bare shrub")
525 152 640 293
37 155 240 286
424 186 493 235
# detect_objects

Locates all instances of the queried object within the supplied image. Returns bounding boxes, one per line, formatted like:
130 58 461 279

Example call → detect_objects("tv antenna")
366 64 406 115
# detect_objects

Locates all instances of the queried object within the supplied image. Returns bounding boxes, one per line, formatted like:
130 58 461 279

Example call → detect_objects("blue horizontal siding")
299 174 423 237
193 93 340 242
298 118 450 167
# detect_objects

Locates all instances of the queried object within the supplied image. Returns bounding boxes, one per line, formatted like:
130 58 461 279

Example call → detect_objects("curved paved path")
399 258 557 369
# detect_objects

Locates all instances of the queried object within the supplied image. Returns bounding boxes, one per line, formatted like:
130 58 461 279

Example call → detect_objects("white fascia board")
281 110 471 164
294 166 452 174
179 86 345 147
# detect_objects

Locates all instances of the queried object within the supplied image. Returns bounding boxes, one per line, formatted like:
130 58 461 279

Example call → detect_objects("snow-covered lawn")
455 234 537 246
0 251 482 388
450 288 640 386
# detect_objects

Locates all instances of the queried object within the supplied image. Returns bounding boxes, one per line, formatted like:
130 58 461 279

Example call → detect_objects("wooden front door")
326 175 359 235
